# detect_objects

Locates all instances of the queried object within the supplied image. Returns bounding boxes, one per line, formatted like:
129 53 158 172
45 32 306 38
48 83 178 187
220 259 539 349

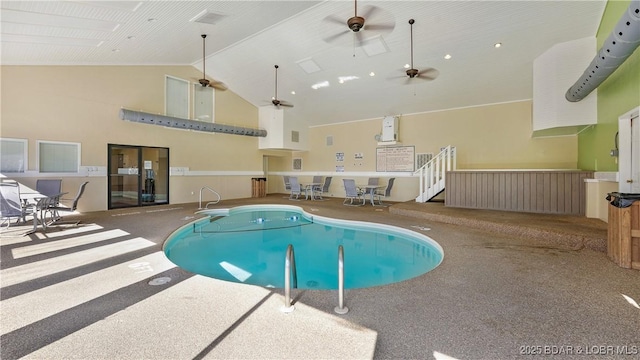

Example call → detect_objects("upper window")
193 84 215 122
0 138 28 173
165 75 189 119
38 140 80 173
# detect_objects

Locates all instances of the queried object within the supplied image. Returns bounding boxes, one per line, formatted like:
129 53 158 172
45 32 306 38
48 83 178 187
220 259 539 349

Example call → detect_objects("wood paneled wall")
445 171 594 215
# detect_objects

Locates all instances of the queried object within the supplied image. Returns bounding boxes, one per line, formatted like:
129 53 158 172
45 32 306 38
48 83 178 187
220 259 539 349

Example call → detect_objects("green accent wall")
578 0 640 171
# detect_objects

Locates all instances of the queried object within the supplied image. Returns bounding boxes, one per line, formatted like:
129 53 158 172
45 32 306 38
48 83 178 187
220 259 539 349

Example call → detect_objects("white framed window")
193 83 215 122
38 140 80 173
165 75 190 119
0 138 28 173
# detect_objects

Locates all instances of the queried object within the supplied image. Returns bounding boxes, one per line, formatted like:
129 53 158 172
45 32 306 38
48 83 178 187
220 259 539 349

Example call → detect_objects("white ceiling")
1 1 607 127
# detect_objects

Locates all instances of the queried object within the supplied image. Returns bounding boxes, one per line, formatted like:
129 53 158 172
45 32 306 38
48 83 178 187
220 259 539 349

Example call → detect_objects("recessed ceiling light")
338 76 359 83
494 42 502 48
403 64 410 69
444 54 452 60
369 72 375 77
311 81 330 90
290 91 296 95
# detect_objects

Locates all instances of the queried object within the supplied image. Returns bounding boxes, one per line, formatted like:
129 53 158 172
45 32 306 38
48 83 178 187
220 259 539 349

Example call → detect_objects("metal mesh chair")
342 179 364 206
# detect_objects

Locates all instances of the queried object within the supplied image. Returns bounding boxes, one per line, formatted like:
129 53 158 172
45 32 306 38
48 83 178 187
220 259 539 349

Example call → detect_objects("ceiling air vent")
291 130 300 143
190 10 227 25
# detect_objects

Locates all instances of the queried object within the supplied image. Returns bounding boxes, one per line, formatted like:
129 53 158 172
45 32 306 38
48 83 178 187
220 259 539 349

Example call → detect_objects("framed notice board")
376 146 415 172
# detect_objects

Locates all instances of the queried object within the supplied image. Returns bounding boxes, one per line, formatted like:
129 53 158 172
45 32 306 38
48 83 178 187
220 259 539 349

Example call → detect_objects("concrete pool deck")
1 195 638 359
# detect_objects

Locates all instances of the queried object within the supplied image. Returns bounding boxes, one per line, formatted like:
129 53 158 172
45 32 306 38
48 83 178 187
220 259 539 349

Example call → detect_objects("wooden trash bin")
251 177 267 198
606 192 640 270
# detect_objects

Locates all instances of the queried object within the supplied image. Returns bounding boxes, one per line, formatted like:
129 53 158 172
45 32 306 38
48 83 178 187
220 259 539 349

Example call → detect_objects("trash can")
251 177 267 198
606 192 640 270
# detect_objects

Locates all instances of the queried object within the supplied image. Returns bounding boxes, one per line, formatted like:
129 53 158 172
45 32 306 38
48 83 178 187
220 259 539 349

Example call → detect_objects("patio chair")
36 179 62 198
36 179 62 210
374 178 395 206
314 176 332 200
288 177 303 200
283 176 291 192
45 181 89 227
310 175 323 198
342 179 364 206
1 182 35 228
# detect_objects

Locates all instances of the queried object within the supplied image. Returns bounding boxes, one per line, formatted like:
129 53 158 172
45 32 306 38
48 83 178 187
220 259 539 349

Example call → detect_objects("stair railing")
415 145 456 202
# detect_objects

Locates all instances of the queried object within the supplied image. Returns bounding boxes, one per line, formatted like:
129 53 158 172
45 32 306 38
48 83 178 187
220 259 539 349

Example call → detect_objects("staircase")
415 145 456 202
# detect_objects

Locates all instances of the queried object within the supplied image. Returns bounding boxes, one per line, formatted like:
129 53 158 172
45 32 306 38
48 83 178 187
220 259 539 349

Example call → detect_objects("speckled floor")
1 195 638 359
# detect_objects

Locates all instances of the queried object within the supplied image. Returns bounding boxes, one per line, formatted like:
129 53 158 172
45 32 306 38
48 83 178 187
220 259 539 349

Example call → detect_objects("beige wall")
1 66 263 212
2 66 579 209
275 101 578 202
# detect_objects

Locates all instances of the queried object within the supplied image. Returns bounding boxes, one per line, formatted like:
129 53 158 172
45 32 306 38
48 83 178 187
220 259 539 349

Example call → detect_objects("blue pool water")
163 205 443 290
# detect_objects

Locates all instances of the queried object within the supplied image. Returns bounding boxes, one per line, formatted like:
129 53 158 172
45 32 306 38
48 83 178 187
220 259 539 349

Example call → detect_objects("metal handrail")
281 244 297 313
414 145 456 202
334 245 349 314
198 186 221 209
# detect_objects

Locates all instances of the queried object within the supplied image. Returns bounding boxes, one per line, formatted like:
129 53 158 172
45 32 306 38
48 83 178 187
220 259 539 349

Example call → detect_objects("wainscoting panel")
445 171 594 215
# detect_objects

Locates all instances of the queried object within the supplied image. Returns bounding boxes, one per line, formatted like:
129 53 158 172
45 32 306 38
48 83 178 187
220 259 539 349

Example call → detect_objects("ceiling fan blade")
417 68 440 81
323 29 351 43
279 102 294 108
364 23 395 31
209 81 228 91
359 5 380 19
323 14 346 26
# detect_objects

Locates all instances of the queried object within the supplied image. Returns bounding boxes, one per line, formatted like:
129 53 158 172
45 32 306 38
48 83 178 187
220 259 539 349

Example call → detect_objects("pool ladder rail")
198 186 221 209
281 244 348 315
281 244 297 313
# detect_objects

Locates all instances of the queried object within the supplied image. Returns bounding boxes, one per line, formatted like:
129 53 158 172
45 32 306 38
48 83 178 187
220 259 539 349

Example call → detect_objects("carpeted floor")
1 195 638 359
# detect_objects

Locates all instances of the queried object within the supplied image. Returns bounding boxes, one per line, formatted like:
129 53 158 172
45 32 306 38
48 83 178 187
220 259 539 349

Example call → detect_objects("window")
193 84 215 122
165 75 189 119
0 138 28 173
38 141 80 173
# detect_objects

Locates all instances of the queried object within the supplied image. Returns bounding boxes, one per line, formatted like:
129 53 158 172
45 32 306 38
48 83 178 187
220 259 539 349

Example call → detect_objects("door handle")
626 179 633 183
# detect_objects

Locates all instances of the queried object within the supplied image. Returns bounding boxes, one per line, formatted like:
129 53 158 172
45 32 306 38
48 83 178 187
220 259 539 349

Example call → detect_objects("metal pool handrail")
198 186 221 209
281 244 297 313
334 245 349 314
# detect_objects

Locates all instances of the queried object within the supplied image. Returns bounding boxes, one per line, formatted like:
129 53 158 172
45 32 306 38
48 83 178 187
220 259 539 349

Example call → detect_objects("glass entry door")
108 144 169 209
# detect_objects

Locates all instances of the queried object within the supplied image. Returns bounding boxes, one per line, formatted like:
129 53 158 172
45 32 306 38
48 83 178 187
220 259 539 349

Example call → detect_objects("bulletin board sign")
376 146 415 172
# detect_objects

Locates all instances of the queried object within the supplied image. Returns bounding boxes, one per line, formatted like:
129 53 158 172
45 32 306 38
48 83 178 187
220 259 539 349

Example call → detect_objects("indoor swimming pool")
163 204 443 290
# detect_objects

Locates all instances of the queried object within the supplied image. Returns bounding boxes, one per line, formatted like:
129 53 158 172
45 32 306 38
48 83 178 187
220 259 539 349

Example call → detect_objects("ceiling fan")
400 19 439 83
269 65 293 108
195 34 227 91
322 0 395 46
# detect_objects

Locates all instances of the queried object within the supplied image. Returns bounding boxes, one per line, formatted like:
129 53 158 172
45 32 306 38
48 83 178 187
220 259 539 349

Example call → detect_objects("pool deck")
1 195 638 359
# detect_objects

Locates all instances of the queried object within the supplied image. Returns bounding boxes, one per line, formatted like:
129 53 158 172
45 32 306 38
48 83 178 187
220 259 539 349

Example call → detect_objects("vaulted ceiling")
1 1 607 126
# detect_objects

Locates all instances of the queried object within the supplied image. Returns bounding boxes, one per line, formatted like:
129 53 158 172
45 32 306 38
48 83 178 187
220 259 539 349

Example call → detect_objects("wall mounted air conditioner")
381 116 398 142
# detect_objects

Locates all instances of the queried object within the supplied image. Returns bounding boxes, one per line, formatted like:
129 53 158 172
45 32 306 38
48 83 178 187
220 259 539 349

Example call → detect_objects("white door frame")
618 106 640 193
